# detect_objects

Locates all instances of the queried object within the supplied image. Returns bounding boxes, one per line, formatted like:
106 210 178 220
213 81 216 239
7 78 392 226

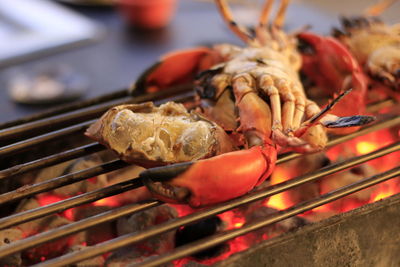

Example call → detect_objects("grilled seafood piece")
85 102 235 168
333 0 400 91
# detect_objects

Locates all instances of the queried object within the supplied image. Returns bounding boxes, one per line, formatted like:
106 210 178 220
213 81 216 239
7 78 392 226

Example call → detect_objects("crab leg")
364 0 397 16
256 0 274 45
292 89 306 129
276 78 295 133
258 0 274 27
273 0 290 28
259 74 282 132
232 73 273 147
215 0 254 44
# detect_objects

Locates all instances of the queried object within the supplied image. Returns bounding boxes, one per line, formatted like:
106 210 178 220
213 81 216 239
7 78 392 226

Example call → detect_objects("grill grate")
0 86 399 266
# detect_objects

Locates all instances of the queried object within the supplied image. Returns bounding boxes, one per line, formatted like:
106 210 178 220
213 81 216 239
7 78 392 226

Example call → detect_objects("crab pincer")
140 144 276 207
297 32 368 116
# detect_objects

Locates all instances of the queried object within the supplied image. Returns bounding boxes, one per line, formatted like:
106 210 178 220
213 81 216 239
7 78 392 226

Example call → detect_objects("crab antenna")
273 0 290 28
215 0 254 44
364 0 397 16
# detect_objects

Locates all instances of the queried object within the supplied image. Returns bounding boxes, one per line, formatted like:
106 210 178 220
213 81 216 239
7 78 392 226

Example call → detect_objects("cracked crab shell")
85 102 236 167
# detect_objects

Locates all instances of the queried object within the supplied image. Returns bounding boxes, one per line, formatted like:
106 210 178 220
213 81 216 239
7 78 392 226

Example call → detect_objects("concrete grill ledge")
217 193 400 267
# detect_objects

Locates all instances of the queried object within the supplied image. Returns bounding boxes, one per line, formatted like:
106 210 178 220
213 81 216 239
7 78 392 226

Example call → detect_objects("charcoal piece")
245 206 308 234
22 215 75 264
319 162 377 211
0 229 23 266
105 248 173 267
68 245 105 267
107 205 178 266
73 206 115 245
34 154 108 196
115 205 178 257
175 216 227 259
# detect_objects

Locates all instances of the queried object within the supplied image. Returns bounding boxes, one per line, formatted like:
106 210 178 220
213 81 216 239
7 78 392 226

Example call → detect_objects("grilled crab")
333 0 400 93
87 0 374 208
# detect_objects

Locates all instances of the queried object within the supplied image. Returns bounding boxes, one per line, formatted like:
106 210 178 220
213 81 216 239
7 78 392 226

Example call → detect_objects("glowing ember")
37 194 65 207
36 194 74 221
93 196 120 207
356 141 378 155
218 211 245 230
264 167 293 210
371 180 400 202
234 221 244 228
372 190 396 201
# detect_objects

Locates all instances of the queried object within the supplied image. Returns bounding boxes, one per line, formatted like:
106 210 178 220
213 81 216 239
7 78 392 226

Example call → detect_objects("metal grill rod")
0 91 195 158
0 120 93 158
28 142 400 266
137 166 400 267
0 178 143 230
0 89 130 130
0 85 193 143
0 159 128 206
0 200 160 259
0 143 103 179
0 98 128 143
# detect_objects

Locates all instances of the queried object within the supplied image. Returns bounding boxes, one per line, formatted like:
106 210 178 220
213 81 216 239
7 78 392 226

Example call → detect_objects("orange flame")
264 167 293 210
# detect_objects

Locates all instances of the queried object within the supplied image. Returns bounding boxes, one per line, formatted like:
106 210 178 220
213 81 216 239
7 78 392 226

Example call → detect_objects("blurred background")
0 0 398 123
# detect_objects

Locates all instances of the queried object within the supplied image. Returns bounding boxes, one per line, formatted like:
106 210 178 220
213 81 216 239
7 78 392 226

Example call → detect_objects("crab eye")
297 38 315 55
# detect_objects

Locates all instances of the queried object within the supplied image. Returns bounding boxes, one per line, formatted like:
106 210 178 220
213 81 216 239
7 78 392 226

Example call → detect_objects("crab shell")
85 102 236 168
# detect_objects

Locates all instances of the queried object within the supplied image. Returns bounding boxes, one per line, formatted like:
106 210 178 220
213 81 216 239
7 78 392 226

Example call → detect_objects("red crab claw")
140 144 277 208
135 47 222 94
298 32 369 118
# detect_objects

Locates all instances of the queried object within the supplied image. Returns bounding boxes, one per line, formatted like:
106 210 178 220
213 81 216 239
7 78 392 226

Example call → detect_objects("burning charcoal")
243 205 308 241
15 198 79 264
175 216 227 259
0 229 23 266
16 198 52 236
34 155 108 196
73 206 115 245
107 205 178 266
106 248 173 267
22 215 75 264
116 205 178 254
68 245 105 267
246 206 308 232
285 152 330 204
319 162 377 211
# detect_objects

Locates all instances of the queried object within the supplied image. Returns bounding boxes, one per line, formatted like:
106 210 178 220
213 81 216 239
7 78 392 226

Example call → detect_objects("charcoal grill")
0 85 399 267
